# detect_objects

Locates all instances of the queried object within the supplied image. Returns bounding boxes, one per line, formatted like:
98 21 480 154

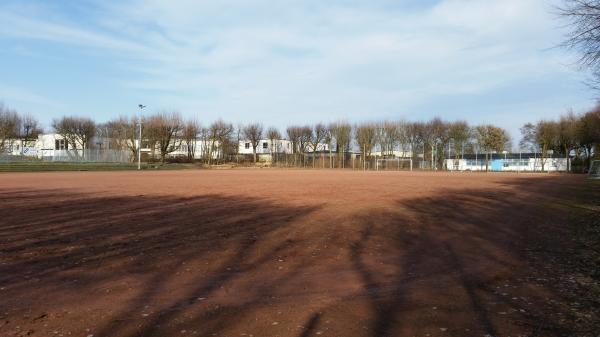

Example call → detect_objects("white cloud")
0 0 592 134
0 12 149 55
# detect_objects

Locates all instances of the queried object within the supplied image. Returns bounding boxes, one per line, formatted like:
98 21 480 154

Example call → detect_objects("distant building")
237 139 329 162
445 153 569 172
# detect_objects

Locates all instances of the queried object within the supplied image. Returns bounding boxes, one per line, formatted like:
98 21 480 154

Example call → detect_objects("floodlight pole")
138 104 146 170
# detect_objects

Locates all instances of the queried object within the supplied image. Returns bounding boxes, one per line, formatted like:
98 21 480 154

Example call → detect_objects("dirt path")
0 170 594 337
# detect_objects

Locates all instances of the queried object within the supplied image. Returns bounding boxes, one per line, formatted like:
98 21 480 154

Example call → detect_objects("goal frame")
589 160 600 179
375 158 413 171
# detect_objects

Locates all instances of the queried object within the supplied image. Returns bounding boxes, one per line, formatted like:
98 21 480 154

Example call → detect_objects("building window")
466 159 484 166
263 142 268 149
55 139 67 150
245 143 250 149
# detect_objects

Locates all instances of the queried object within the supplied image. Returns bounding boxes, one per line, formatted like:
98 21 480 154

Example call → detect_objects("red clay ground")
0 170 597 337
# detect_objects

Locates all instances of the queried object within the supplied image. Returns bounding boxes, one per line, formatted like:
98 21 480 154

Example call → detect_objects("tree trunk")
431 144 434 171
208 141 214 165
565 145 569 172
541 145 547 172
485 152 489 172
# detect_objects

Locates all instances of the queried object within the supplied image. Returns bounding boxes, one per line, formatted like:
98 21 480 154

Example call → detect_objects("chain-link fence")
0 154 38 163
47 150 133 163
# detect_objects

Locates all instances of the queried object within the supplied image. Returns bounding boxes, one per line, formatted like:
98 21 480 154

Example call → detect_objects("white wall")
142 139 221 159
445 158 569 172
371 150 412 158
238 139 294 155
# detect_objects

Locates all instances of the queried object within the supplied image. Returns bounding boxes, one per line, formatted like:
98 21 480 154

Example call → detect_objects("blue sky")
0 0 595 142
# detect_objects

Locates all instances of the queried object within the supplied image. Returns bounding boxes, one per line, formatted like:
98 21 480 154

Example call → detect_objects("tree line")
520 107 600 171
0 103 42 154
1 102 599 169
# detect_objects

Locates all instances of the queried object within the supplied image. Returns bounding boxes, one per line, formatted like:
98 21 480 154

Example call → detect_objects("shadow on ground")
0 190 321 337
0 175 596 337
298 176 594 337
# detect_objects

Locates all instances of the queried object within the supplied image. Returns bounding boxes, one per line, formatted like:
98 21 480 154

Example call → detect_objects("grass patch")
0 162 200 172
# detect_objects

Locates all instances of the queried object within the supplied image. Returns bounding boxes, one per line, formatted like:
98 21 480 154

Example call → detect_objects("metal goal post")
375 158 413 171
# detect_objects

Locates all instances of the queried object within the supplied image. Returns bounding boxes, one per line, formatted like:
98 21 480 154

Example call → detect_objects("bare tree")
183 119 200 161
52 116 96 157
405 122 424 165
286 126 302 166
330 122 352 168
560 0 600 87
18 114 42 150
475 124 510 171
145 112 183 163
535 120 559 172
428 118 449 169
521 119 565 172
324 125 334 168
379 121 401 156
0 104 21 153
208 120 234 164
234 123 243 163
396 120 410 156
448 121 470 159
577 107 600 167
299 126 312 166
243 123 264 163
558 111 580 171
104 117 139 160
420 119 440 169
355 122 377 167
519 122 538 153
266 127 281 164
198 126 212 163
310 123 326 167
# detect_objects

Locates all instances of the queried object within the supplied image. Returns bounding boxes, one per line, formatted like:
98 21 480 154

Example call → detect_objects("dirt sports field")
1 170 599 337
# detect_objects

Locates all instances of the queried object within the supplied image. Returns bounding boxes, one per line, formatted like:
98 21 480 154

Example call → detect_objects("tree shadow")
0 188 320 337
337 176 584 336
0 175 592 337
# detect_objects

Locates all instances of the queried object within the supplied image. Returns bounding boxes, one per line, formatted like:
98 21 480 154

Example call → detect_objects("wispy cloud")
0 0 592 139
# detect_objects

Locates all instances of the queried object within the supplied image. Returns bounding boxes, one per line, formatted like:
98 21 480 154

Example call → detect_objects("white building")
237 139 331 161
1 139 29 156
445 154 569 172
238 139 294 157
371 150 413 158
2 132 227 162
35 134 74 158
238 139 329 154
0 134 74 158
148 139 221 160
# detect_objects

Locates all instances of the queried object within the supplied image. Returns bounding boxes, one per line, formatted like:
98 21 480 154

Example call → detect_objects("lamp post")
138 104 145 170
